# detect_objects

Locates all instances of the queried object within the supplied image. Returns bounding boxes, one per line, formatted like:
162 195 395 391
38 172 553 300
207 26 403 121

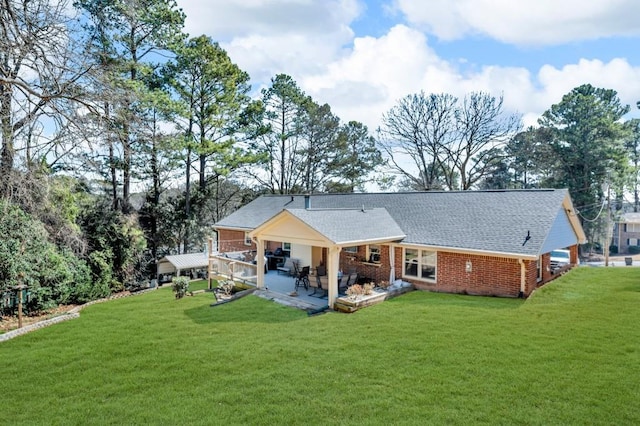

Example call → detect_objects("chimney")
304 195 311 209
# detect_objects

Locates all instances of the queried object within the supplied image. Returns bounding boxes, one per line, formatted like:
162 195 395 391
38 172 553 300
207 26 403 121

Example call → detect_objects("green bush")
628 246 640 254
0 201 96 314
609 245 618 254
79 200 147 288
171 277 190 299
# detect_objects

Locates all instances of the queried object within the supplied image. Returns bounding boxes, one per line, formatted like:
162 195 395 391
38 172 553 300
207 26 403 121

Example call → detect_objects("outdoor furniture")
295 266 310 291
308 274 320 295
277 257 299 275
314 275 328 298
339 273 358 295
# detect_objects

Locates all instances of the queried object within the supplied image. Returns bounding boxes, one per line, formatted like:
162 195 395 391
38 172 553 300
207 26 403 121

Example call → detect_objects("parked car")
550 249 571 272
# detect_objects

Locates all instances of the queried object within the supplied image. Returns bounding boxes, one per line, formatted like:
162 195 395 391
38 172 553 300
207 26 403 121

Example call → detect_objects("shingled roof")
214 189 584 258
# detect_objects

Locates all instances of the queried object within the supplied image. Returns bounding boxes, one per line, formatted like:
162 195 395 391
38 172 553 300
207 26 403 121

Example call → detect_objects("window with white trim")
403 248 436 281
628 223 640 233
244 232 252 246
367 245 381 263
343 246 358 254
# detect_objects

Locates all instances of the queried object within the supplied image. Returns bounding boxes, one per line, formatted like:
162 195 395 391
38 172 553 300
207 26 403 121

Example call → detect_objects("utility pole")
605 181 611 267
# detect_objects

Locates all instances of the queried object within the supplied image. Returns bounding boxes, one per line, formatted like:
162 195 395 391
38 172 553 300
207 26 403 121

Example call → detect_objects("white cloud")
176 0 640 134
181 0 361 39
303 27 640 130
303 25 459 130
393 0 640 45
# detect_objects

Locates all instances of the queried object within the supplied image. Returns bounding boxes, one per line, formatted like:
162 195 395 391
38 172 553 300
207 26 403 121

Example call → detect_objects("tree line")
1 0 638 314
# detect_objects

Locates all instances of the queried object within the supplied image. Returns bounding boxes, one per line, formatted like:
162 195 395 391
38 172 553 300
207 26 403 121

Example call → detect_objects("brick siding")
216 230 575 298
397 249 539 298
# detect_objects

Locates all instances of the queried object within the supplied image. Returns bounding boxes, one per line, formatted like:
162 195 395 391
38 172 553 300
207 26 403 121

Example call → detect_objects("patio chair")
316 275 329 298
309 273 320 295
316 264 326 276
295 266 310 291
339 272 359 295
277 257 299 275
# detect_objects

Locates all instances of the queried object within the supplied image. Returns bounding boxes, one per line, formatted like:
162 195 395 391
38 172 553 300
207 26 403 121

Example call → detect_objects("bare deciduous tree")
0 0 96 196
380 91 521 190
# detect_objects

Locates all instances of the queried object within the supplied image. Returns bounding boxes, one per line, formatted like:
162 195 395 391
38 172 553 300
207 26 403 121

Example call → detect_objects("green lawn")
1 268 639 425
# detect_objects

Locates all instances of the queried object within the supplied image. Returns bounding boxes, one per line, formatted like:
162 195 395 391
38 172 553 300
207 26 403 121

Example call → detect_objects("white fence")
209 253 258 285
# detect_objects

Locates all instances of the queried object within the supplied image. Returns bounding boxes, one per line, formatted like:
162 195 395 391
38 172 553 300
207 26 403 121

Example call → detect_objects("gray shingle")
285 208 405 244
215 189 574 256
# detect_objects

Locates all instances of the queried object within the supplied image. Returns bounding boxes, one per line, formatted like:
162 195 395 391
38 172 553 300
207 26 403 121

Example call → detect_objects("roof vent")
304 195 311 209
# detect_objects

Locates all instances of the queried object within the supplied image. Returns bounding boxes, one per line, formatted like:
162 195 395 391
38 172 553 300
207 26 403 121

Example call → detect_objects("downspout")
518 259 526 298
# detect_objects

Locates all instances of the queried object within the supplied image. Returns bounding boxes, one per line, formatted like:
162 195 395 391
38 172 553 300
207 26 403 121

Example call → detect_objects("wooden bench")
277 258 299 276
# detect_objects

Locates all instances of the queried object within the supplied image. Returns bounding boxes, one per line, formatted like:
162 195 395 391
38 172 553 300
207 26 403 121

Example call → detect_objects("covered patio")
258 270 329 310
251 206 405 309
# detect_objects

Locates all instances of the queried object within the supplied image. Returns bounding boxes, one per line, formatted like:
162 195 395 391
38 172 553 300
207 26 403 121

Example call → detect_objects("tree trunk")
0 87 14 196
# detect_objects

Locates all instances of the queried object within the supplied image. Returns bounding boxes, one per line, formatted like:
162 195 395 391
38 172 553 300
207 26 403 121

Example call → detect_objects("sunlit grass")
1 267 639 424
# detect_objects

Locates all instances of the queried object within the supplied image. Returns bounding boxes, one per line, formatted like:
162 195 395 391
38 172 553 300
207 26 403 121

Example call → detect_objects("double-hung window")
367 245 381 263
403 248 436 281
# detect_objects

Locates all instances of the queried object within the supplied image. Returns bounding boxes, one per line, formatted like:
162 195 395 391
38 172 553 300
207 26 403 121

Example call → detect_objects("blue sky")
177 0 640 130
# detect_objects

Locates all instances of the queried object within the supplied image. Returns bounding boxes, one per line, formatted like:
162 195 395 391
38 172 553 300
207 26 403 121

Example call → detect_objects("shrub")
363 283 375 295
377 280 391 290
0 201 95 314
629 246 640 255
609 245 618 254
216 280 235 296
346 284 364 299
171 277 190 299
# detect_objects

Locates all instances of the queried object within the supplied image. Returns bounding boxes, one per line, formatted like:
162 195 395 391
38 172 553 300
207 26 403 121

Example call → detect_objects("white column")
256 238 265 289
388 244 396 283
327 246 341 308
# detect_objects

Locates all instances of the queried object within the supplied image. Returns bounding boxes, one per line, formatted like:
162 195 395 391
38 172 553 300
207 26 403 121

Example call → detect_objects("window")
628 223 640 233
282 242 291 256
367 245 381 263
403 248 436 281
343 246 358 254
244 232 252 246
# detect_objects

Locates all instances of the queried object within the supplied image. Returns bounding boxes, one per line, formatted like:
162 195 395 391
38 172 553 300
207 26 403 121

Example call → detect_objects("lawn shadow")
183 295 308 325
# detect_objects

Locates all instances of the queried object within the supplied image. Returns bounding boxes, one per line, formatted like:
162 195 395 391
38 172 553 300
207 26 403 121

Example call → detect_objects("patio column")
327 246 341 308
389 244 396 283
256 238 265 289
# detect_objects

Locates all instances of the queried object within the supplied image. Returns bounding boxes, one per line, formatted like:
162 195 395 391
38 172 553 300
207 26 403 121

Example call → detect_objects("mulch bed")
1 304 78 333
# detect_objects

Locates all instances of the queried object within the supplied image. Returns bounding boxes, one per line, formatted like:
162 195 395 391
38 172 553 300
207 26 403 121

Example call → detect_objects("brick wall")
339 245 392 283
216 230 292 256
216 229 254 253
397 249 538 298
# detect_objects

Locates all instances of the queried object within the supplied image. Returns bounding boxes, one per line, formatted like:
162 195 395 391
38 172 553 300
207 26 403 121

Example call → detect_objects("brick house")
213 189 585 308
614 212 640 254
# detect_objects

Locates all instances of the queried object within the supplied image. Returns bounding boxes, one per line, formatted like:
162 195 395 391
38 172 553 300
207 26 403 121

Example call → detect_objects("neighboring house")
614 212 640 254
213 189 586 308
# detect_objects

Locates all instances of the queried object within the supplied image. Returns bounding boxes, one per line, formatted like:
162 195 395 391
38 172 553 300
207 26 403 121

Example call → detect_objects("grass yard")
1 267 639 425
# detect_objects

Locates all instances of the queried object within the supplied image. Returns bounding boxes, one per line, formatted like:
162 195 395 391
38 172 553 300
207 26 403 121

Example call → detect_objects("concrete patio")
253 270 330 311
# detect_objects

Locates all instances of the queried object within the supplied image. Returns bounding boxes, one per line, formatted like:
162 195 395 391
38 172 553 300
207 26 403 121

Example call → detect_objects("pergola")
249 207 405 308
